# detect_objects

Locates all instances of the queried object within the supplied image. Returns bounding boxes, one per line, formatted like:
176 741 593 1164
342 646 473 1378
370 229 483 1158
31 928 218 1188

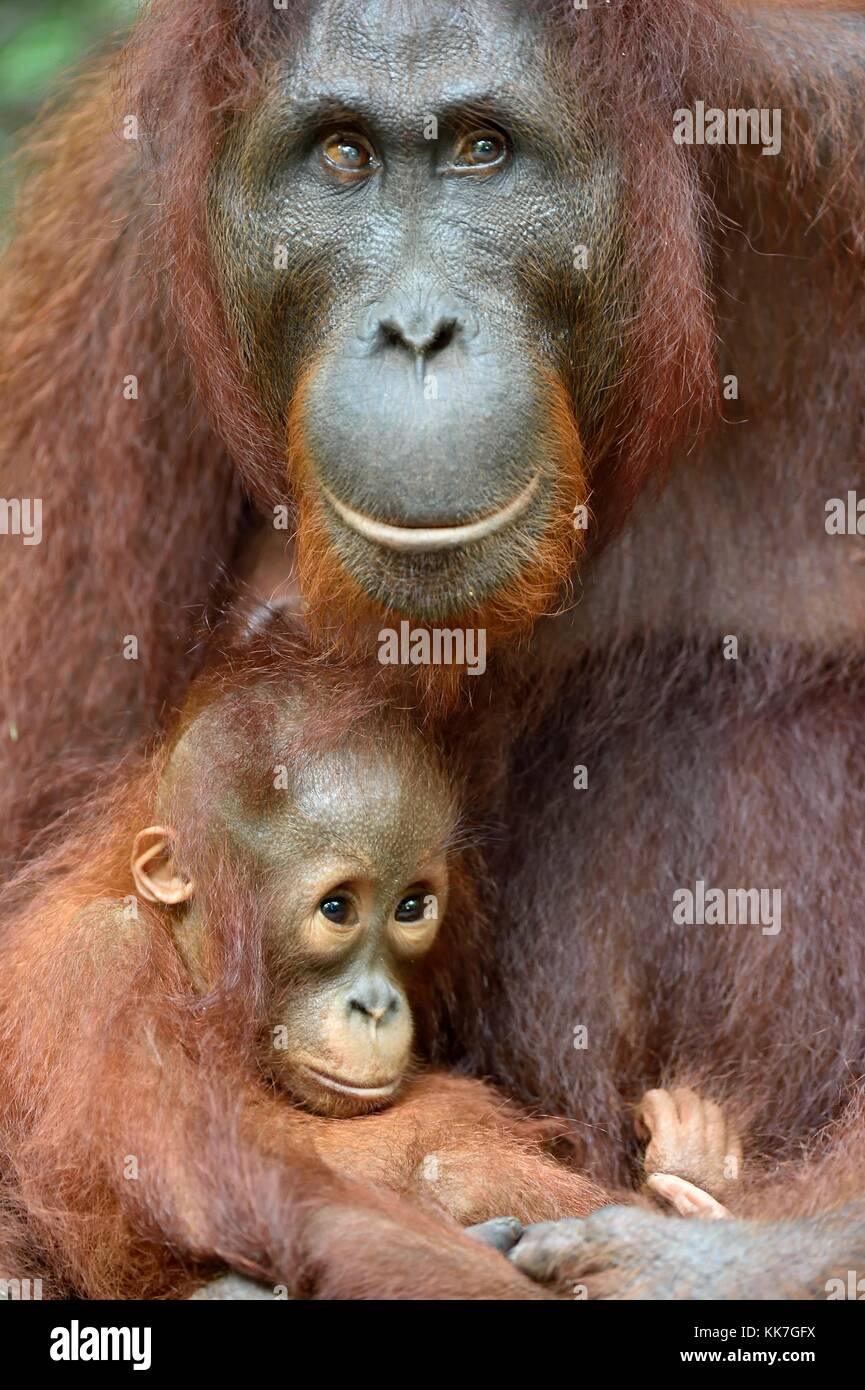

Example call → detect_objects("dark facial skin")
211 0 623 620
136 707 455 1118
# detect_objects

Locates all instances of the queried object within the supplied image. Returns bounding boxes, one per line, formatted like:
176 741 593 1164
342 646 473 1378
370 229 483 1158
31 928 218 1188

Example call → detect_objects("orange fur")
287 363 586 709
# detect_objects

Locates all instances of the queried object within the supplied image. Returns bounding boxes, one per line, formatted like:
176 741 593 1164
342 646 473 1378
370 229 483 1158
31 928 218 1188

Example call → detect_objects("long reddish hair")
2 0 862 862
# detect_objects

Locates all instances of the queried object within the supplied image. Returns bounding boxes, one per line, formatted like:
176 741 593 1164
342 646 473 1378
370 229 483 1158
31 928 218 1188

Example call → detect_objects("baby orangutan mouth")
298 1064 402 1102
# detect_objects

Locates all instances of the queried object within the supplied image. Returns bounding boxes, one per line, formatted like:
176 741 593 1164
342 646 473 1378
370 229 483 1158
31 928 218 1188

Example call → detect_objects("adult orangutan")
2 0 865 1298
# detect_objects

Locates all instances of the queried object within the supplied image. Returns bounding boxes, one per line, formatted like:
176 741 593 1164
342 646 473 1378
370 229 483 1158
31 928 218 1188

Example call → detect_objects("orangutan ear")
131 825 195 905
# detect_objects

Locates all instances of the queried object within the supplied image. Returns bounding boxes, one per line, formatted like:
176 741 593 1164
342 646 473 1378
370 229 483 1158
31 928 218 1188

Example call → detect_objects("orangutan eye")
395 893 426 924
318 894 357 927
321 132 378 176
451 129 508 170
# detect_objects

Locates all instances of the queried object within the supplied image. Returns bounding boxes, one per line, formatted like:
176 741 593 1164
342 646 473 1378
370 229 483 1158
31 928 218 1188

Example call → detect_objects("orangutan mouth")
321 473 541 553
301 1065 400 1099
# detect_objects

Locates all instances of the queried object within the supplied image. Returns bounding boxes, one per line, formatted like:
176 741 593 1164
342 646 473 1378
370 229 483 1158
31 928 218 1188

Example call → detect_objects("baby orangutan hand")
636 1086 743 1219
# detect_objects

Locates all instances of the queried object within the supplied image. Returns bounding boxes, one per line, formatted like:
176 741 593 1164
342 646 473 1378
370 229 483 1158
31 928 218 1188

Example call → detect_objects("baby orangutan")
132 672 741 1239
123 672 626 1251
132 679 460 1120
0 645 742 1299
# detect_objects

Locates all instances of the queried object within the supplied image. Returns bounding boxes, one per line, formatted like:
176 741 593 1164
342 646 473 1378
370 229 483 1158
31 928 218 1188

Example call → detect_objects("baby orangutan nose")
348 977 399 1025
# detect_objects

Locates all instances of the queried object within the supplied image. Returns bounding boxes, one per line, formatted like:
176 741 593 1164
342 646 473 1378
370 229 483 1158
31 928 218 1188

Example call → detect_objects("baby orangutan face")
132 711 455 1117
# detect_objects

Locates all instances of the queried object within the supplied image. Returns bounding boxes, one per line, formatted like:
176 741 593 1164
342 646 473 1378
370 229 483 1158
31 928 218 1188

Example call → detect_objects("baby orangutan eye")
394 893 426 924
318 894 358 927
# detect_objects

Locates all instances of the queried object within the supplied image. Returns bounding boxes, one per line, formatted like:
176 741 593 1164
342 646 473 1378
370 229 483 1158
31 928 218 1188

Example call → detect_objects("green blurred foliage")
0 0 139 202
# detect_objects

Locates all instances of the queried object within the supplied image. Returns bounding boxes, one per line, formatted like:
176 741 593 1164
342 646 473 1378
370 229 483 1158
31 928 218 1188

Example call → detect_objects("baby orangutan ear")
131 826 195 905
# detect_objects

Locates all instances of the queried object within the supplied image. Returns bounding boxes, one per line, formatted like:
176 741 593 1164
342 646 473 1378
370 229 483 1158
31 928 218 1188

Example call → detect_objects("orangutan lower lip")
321 472 540 552
301 1065 399 1098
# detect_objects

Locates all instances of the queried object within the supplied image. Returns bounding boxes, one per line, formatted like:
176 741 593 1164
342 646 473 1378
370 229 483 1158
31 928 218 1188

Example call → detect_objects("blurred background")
0 0 138 213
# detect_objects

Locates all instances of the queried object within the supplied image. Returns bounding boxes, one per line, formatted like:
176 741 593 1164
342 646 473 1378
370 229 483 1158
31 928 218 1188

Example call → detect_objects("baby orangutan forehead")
255 734 457 872
159 688 456 870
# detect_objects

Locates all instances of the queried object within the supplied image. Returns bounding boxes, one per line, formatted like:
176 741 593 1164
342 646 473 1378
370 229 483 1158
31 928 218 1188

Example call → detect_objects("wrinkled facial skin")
217 734 454 1117
211 0 622 622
